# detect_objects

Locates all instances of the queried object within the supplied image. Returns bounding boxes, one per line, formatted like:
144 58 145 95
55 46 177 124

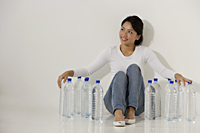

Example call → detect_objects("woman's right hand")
57 70 74 88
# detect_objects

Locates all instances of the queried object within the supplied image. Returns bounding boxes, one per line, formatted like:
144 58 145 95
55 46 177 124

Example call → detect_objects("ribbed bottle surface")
174 80 183 120
63 79 74 118
185 82 196 122
92 81 103 121
145 80 156 120
74 77 83 115
152 79 161 118
165 81 177 121
81 77 92 118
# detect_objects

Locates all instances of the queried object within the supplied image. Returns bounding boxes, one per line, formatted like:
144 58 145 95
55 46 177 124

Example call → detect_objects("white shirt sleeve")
73 47 110 77
144 47 176 79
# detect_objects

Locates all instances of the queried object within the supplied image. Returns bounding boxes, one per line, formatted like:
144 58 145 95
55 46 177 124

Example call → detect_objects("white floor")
0 104 199 133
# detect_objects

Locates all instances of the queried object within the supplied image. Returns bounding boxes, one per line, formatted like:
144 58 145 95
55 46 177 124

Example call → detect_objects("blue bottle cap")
148 80 152 83
154 78 158 81
168 78 171 81
96 80 100 83
77 76 81 79
175 80 177 82
170 81 174 84
188 82 192 84
84 77 89 81
67 78 72 82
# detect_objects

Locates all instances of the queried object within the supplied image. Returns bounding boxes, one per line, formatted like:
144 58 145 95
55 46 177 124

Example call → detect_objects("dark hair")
121 15 144 46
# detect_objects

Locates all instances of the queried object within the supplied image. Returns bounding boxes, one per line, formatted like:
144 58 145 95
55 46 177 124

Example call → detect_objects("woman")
57 15 192 126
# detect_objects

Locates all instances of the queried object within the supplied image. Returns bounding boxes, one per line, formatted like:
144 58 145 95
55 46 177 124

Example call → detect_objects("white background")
0 0 199 116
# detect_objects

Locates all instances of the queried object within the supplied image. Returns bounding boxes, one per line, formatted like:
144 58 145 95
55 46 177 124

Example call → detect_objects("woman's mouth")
121 37 128 41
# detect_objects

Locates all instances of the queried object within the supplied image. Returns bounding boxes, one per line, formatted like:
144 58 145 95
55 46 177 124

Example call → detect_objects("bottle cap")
84 77 89 81
154 78 158 81
168 78 171 81
175 80 177 82
67 78 72 82
148 80 152 83
188 82 192 84
96 80 100 83
78 76 81 79
170 81 174 84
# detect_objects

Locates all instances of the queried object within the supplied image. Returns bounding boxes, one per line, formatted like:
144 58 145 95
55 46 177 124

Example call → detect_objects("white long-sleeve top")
73 45 176 79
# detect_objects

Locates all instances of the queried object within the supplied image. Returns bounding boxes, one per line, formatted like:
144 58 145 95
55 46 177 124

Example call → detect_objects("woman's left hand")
174 73 192 86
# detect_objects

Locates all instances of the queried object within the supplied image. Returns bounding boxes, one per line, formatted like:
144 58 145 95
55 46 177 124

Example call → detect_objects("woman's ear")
136 35 141 40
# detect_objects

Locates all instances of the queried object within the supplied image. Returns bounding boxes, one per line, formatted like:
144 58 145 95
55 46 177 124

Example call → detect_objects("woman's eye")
128 31 132 34
121 28 124 31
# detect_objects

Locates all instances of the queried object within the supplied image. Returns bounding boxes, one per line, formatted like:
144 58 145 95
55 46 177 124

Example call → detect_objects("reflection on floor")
0 106 198 133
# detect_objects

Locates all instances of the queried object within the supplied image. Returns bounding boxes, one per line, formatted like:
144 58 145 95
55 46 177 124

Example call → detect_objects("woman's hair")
121 15 144 46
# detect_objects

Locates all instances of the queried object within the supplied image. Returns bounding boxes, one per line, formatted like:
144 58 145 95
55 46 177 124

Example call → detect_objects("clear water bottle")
74 76 83 115
164 78 172 118
165 81 177 121
145 80 156 120
185 82 196 122
152 78 161 118
92 80 104 121
81 77 92 118
174 80 183 120
59 80 65 115
63 78 74 118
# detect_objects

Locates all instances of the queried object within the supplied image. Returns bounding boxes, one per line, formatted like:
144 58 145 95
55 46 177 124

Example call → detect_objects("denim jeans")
104 64 145 116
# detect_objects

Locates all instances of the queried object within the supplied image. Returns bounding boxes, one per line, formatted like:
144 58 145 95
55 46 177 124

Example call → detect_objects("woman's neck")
120 44 136 56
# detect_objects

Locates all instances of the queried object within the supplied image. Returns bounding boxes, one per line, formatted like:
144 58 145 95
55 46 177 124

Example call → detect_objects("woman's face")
119 21 140 46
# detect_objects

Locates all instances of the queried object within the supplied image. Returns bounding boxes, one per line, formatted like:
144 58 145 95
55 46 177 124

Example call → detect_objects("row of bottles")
145 78 196 122
59 77 103 121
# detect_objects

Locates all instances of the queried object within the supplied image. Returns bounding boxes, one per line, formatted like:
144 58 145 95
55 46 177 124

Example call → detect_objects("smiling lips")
121 37 128 41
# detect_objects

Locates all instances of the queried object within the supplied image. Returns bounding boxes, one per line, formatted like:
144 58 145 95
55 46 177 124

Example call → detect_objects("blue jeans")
104 64 145 116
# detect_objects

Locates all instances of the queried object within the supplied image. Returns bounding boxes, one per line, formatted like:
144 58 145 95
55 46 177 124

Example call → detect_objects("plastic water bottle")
174 80 183 120
165 81 177 121
145 80 156 120
164 78 172 118
185 82 196 122
74 76 83 115
59 80 65 115
92 80 104 121
152 78 161 118
81 77 92 118
63 78 74 118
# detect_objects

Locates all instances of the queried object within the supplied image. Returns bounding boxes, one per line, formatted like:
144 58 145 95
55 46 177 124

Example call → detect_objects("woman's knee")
126 64 142 76
112 71 127 88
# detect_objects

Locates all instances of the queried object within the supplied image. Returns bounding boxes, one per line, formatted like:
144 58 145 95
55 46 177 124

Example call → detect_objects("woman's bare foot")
125 107 135 119
114 109 124 121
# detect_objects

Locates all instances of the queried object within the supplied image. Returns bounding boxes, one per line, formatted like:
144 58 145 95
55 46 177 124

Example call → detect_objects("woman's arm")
144 47 192 86
57 47 111 88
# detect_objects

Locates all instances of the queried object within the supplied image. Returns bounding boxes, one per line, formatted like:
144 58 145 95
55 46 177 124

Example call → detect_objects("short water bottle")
59 80 65 115
81 77 92 118
145 80 156 120
63 78 74 118
165 81 177 121
92 80 104 121
174 80 183 120
185 82 196 122
164 78 172 118
74 76 83 115
152 78 161 118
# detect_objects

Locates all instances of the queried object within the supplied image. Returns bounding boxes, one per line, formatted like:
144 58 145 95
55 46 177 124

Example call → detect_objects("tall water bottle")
185 82 196 122
63 78 74 118
164 78 172 118
145 80 156 120
174 80 183 120
152 78 161 118
81 77 92 118
74 76 83 115
165 81 177 121
92 80 104 121
59 80 65 115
